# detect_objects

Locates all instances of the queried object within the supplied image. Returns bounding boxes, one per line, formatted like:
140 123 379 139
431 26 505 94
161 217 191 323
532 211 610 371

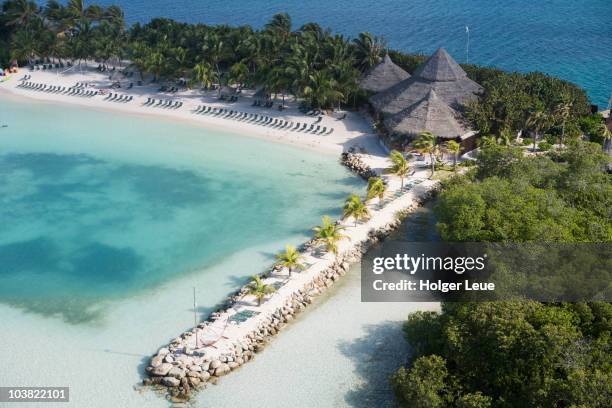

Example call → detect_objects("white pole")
465 26 470 64
193 287 198 348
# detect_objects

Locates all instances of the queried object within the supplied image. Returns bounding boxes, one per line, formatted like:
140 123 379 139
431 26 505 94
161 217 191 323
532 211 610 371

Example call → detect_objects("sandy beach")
0 67 386 158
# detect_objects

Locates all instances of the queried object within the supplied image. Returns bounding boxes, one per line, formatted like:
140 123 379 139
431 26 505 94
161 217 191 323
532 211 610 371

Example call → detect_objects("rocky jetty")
142 175 439 404
340 152 377 180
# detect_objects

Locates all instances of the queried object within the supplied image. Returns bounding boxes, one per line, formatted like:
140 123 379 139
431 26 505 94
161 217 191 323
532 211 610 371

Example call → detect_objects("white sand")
0 67 385 157
0 66 439 406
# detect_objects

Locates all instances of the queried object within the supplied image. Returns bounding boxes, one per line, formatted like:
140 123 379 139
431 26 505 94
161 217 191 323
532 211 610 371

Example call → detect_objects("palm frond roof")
360 54 410 93
369 48 483 116
383 89 469 139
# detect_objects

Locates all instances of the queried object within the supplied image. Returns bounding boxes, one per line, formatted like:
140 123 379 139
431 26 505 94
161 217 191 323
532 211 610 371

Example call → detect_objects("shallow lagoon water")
0 97 362 323
0 97 365 406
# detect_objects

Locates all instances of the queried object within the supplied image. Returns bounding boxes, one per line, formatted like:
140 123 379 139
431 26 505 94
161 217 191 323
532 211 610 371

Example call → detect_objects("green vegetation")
392 143 611 407
393 301 612 407
366 176 386 204
275 244 304 277
312 215 348 255
389 150 411 188
436 143 611 242
443 140 461 168
246 275 276 306
342 193 370 226
413 131 438 177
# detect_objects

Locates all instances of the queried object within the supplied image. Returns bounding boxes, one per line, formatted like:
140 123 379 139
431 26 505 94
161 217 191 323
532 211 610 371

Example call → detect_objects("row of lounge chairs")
252 100 274 108
192 105 334 135
104 93 133 103
220 95 239 102
143 98 183 109
29 63 63 70
18 82 98 97
158 86 179 93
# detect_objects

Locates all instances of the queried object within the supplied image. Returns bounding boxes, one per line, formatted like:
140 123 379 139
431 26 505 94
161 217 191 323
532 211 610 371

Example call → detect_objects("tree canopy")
393 142 611 407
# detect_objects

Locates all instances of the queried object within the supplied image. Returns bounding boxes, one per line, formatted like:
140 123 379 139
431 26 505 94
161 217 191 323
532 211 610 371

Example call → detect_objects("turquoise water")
72 0 611 108
0 97 362 322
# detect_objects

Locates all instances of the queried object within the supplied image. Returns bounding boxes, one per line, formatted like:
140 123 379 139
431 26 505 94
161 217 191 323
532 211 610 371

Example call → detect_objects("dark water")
393 203 440 242
58 0 612 108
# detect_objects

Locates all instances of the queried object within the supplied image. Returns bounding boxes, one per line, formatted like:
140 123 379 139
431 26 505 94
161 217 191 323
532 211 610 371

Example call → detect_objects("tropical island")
1 1 611 407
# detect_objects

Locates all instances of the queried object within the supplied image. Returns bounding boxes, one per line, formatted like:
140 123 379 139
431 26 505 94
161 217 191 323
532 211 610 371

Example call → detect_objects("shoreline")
0 69 385 158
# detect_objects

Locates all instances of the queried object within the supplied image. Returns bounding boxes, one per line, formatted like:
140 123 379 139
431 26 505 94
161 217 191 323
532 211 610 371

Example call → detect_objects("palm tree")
4 0 40 29
478 135 498 149
229 62 249 89
303 70 344 109
313 216 348 255
275 245 304 277
246 276 276 306
444 140 461 168
497 127 513 146
413 131 438 177
343 194 370 226
554 97 572 145
352 32 385 71
66 0 101 24
265 13 292 42
145 50 167 82
191 61 216 90
389 150 410 189
597 122 612 155
10 28 39 65
526 108 551 152
367 177 386 205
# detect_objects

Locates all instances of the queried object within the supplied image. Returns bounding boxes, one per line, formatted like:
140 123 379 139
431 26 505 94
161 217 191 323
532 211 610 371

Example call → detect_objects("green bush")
544 133 558 144
522 137 533 146
538 141 552 151
459 159 477 167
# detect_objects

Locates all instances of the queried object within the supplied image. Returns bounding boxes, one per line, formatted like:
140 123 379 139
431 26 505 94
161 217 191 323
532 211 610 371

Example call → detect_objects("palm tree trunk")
561 124 565 146
430 153 435 177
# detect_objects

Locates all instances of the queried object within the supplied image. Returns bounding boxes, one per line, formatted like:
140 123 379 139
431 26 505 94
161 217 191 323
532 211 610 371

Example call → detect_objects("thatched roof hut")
360 54 410 93
370 48 482 115
384 89 469 139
